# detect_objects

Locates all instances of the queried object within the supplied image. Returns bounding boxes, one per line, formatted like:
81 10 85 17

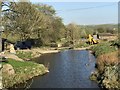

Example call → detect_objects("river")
29 50 100 88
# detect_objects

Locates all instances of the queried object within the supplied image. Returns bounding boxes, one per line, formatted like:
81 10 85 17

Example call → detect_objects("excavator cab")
88 34 99 45
92 34 99 44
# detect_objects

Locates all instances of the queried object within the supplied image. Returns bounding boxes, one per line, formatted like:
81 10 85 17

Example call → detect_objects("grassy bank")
2 59 48 88
91 42 117 57
16 50 35 60
16 48 60 60
90 42 120 89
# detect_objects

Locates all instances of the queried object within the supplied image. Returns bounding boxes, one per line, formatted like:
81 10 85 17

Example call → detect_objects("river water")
29 50 99 88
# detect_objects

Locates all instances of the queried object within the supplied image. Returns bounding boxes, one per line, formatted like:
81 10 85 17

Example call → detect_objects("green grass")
2 59 48 88
91 42 117 57
75 42 89 48
2 58 36 68
16 51 33 60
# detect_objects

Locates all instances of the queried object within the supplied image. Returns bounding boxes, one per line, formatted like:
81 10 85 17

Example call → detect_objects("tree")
2 2 47 41
34 3 56 16
34 4 65 45
66 23 80 45
2 1 65 47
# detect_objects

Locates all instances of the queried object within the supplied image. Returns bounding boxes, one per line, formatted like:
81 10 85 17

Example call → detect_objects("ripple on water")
29 50 99 88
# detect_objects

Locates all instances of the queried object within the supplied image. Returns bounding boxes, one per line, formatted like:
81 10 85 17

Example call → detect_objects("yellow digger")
88 34 99 45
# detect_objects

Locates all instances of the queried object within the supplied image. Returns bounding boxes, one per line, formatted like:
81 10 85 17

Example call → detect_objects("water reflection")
30 50 99 88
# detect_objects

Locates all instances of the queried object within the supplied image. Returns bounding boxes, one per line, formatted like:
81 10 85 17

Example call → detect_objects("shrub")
110 39 120 48
62 41 71 47
91 42 116 57
96 51 118 73
96 52 119 88
75 41 89 48
16 51 33 60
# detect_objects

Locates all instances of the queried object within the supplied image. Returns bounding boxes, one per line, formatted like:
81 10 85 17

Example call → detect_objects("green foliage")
4 58 36 68
2 1 65 46
79 24 118 35
75 41 89 48
110 39 120 47
16 51 33 60
66 23 80 44
94 24 118 34
2 1 117 48
91 42 116 57
2 59 47 88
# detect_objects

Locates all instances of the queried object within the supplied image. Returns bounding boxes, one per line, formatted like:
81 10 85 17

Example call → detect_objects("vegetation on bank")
1 1 119 89
90 41 120 89
2 59 48 88
1 1 118 48
74 41 89 48
16 51 33 60
91 42 117 57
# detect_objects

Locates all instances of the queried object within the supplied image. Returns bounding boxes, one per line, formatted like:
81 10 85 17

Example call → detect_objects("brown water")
30 50 100 88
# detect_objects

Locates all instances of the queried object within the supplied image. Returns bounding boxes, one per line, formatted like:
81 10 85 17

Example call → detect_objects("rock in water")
2 64 15 75
10 44 16 54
